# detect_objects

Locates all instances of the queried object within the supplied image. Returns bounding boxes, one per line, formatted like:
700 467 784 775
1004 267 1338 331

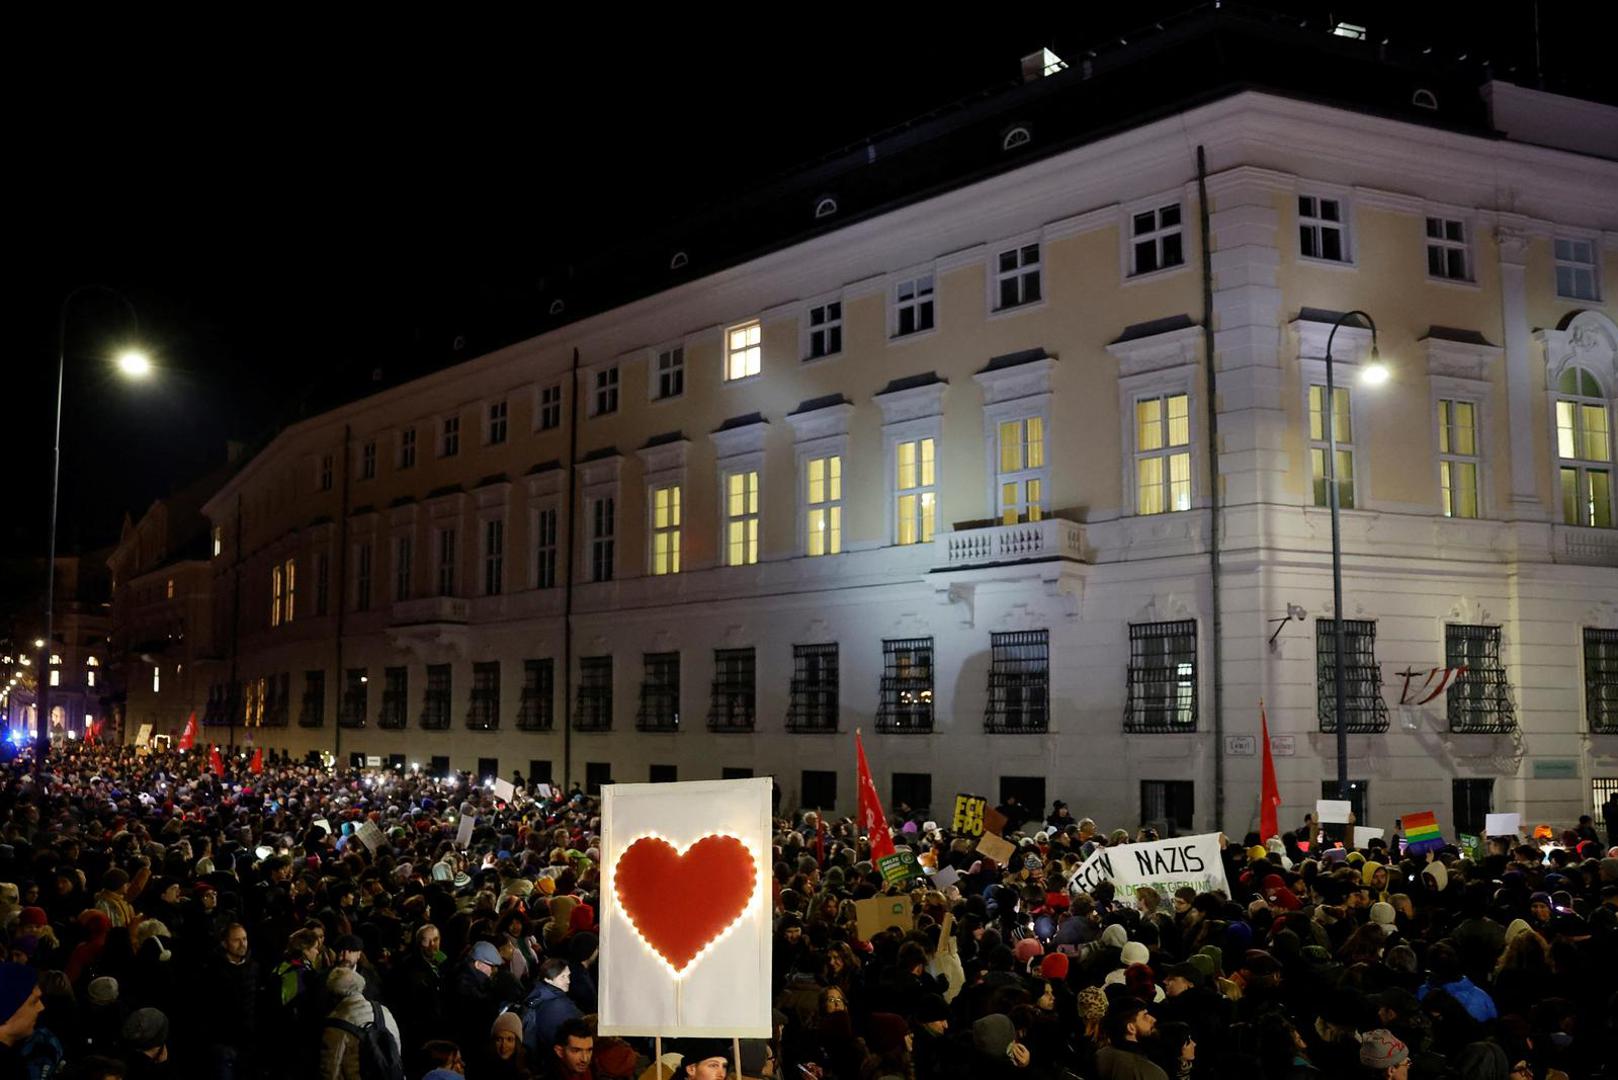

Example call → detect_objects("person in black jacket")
197 923 256 1080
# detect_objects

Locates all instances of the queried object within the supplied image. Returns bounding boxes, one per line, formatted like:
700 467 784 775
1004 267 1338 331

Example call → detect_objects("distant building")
195 10 1618 835
2 552 112 742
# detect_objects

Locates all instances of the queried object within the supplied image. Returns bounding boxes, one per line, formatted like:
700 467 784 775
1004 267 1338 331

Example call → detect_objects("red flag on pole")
177 712 198 750
855 731 896 861
1260 702 1281 842
249 747 264 775
209 745 226 776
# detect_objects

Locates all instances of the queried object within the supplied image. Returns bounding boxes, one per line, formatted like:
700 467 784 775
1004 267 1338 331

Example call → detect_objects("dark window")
528 760 553 785
594 367 619 416
1585 629 1618 733
985 630 1049 733
314 552 330 615
709 648 756 732
808 302 842 359
721 767 754 780
1141 780 1195 835
429 754 450 777
483 520 504 596
1316 620 1390 733
1453 778 1494 836
1321 779 1370 824
535 508 559 589
801 769 837 810
656 347 685 399
591 497 615 582
1446 625 1516 733
488 400 508 444
788 643 839 733
354 542 372 612
891 772 932 815
467 661 500 731
650 764 678 783
877 638 933 733
360 441 376 480
379 666 408 730
995 244 1041 309
442 415 460 456
585 761 612 795
1125 621 1197 732
299 670 326 728
518 659 554 731
477 756 499 782
637 652 681 732
576 656 613 731
999 776 1046 816
399 427 416 468
387 753 405 772
539 385 562 430
421 663 451 730
319 453 334 491
349 752 367 770
265 673 290 727
437 528 457 597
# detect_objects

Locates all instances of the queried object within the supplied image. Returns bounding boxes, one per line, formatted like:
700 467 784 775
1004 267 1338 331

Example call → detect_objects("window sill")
1121 263 1191 288
1425 275 1480 292
801 350 843 366
888 326 940 346
1296 255 1358 272
722 373 763 388
648 393 685 406
1554 291 1604 305
987 298 1048 322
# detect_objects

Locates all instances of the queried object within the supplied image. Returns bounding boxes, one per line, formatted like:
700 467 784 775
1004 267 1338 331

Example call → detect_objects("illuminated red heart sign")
614 834 757 973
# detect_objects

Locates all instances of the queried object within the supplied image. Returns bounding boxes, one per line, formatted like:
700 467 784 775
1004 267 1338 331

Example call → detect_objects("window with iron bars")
1316 620 1390 733
518 659 554 731
1584 628 1618 734
467 661 501 731
709 648 756 732
299 670 326 728
877 638 933 733
1125 621 1197 733
637 652 681 732
420 664 451 730
379 667 408 730
1594 778 1618 818
264 673 289 727
985 630 1050 733
340 669 368 728
1446 625 1516 733
788 643 839 732
575 656 613 731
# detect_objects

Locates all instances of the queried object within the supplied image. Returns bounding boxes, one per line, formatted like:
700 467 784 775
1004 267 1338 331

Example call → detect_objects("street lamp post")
1322 309 1389 800
36 286 149 780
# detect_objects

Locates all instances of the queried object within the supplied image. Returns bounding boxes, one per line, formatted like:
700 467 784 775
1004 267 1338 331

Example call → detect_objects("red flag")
249 747 264 775
855 731 896 861
83 720 96 745
177 712 198 750
209 745 225 776
1260 702 1281 842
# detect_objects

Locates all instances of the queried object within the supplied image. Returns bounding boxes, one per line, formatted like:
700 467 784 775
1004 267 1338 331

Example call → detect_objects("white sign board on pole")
1316 799 1353 824
598 778 771 1038
1068 833 1230 900
1483 813 1521 837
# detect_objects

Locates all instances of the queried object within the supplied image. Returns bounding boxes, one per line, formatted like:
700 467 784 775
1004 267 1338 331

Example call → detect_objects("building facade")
190 44 1618 838
2 553 112 742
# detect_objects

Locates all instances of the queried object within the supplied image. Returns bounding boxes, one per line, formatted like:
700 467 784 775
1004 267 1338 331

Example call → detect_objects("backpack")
324 1001 405 1080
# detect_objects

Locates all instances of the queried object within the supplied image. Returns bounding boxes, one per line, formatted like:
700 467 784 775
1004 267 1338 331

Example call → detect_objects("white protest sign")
1352 826 1384 848
536 783 554 800
135 724 153 747
932 866 961 891
493 777 516 803
354 822 385 852
455 815 477 848
1316 799 1353 824
313 818 333 836
1068 833 1229 899
1484 813 1520 837
599 778 771 1038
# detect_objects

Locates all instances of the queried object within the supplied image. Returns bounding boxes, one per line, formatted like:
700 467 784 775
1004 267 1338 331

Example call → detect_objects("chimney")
1021 47 1068 82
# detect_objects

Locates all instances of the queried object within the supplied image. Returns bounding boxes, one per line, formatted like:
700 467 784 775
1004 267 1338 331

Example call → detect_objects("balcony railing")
935 517 1085 569
1555 525 1618 567
390 596 470 625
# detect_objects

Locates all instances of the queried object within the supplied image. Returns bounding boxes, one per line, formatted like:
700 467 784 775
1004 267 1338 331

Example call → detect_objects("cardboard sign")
1316 799 1353 824
1068 833 1230 899
982 806 1009 837
366 755 382 767
1483 813 1520 837
877 849 924 885
354 822 385 852
493 777 516 803
313 818 333 837
135 723 153 747
932 866 961 891
853 896 913 940
1352 826 1385 848
535 783 555 800
455 814 477 848
975 832 1016 866
952 794 988 837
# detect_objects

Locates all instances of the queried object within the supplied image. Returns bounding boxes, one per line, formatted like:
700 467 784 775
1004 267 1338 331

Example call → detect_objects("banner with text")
1069 833 1229 900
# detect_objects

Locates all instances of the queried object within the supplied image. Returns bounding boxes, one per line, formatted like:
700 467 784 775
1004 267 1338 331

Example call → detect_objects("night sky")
14 4 1613 561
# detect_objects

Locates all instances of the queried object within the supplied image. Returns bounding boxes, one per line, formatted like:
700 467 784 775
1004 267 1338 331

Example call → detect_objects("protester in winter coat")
317 967 400 1080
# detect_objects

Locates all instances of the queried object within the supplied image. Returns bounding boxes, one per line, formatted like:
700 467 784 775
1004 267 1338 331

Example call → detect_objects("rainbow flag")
1403 810 1443 853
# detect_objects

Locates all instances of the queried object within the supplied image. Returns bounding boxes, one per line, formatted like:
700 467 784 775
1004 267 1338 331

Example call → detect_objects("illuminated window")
724 471 760 566
650 484 682 575
271 564 283 627
997 417 1047 523
1554 237 1600 301
1437 399 1480 519
166 578 174 599
1298 195 1348 262
895 438 937 545
994 244 1041 310
726 322 762 381
1425 216 1471 282
805 456 842 556
1308 385 1355 509
1555 366 1612 527
655 347 684 400
49 670 59 687
1135 394 1191 515
283 559 296 622
152 665 161 694
894 274 935 337
212 525 222 557
1130 204 1184 275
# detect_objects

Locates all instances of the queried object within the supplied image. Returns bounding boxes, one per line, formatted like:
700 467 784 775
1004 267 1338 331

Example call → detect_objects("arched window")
1554 365 1612 527
1002 126 1032 151
814 197 838 220
1411 88 1438 110
549 299 565 316
669 251 689 271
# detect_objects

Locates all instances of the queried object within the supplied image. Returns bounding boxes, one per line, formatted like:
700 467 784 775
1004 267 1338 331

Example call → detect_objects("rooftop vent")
1021 47 1068 82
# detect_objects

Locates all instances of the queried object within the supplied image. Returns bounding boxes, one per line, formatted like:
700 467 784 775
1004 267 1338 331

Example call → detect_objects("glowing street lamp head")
1359 343 1391 387
116 350 153 378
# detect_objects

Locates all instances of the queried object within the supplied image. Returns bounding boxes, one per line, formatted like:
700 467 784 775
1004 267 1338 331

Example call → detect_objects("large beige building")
178 22 1618 837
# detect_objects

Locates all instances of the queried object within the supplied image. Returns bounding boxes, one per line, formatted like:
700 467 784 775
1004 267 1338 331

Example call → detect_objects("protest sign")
853 896 913 940
455 814 476 848
1458 833 1484 861
1352 826 1384 848
1068 834 1229 899
135 724 152 748
354 822 385 852
975 832 1015 866
599 778 771 1038
313 818 333 837
952 794 987 837
535 783 554 800
493 777 516 803
982 806 1008 837
877 849 924 885
932 866 961 891
1483 812 1520 837
1316 799 1352 824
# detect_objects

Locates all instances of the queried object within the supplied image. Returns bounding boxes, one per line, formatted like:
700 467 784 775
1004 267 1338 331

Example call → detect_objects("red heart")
614 834 757 972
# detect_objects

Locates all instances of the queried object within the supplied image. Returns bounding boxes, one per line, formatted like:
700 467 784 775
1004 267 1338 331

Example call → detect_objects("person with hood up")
318 966 401 1080
1415 943 1496 1024
0 964 50 1080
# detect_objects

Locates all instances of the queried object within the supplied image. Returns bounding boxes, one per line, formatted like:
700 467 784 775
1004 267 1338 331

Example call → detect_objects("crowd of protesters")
0 743 1616 1080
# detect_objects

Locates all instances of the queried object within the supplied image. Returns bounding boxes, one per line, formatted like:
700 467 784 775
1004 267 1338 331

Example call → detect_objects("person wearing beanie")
320 965 402 1080
0 963 44 1073
1013 937 1043 969
908 994 955 1080
594 1036 641 1079
862 1012 912 1079
1358 1029 1409 1078
483 1010 530 1079
120 1007 170 1075
1038 952 1069 982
